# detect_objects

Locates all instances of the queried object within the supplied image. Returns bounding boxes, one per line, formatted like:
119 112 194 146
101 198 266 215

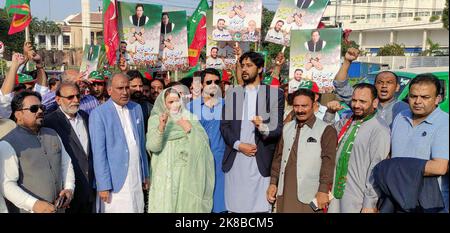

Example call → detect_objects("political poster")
118 1 162 66
206 9 250 71
289 28 341 94
265 0 329 46
80 44 101 75
212 0 262 42
159 10 189 71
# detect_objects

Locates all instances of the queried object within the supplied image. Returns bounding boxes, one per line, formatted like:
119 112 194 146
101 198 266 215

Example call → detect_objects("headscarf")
148 88 208 142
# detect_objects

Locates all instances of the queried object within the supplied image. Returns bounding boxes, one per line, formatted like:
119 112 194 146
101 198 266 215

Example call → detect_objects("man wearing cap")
89 71 108 104
268 88 337 213
1 91 75 213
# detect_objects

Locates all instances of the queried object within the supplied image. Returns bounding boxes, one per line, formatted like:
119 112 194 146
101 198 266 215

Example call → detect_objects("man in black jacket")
43 82 95 213
221 52 284 213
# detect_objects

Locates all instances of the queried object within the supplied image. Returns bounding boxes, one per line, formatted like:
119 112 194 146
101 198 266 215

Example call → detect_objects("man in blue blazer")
221 51 284 213
89 73 149 213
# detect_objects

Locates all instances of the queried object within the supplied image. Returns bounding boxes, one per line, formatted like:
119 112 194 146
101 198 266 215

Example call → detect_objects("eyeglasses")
60 94 81 101
205 80 220 85
20 104 46 113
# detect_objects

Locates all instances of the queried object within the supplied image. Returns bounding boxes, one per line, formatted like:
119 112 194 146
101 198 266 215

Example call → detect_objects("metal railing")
357 56 449 70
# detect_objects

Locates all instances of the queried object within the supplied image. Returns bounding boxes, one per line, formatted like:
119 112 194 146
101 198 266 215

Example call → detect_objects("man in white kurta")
97 103 144 213
90 73 149 213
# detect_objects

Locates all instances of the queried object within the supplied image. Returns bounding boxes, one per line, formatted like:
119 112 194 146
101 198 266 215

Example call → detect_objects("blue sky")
0 0 280 21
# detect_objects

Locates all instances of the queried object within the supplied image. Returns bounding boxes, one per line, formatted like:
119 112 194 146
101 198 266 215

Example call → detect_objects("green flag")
4 0 31 16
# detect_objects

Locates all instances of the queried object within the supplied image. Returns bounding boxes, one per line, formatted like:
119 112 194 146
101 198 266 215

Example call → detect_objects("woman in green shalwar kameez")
146 88 215 213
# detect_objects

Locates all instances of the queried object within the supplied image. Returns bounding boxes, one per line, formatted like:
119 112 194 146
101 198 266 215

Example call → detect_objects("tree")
341 40 360 57
29 17 61 47
260 7 290 62
377 43 405 56
0 9 25 60
443 0 449 30
421 38 443 56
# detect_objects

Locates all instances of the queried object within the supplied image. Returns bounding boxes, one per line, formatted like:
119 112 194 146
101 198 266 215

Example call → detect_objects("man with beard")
116 41 131 65
221 52 284 213
142 78 152 101
127 70 153 132
89 71 108 104
268 88 337 213
326 83 390 213
328 48 409 128
0 91 75 213
149 79 165 104
206 47 226 70
213 19 232 41
43 83 95 213
187 68 227 213
266 20 286 45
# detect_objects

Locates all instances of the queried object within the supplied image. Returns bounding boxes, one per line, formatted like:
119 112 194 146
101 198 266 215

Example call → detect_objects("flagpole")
25 26 30 71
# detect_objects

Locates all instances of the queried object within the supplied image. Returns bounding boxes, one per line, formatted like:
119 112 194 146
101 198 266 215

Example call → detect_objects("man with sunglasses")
43 83 95 213
0 91 75 213
187 68 227 213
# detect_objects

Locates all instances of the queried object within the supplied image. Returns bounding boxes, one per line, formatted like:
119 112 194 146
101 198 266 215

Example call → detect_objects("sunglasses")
205 80 220 85
20 104 46 113
60 94 81 101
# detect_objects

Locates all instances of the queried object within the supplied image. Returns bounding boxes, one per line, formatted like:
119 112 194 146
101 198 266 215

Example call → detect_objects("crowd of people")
0 43 447 213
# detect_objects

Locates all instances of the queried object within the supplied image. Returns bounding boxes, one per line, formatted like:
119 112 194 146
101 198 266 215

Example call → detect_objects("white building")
322 0 449 56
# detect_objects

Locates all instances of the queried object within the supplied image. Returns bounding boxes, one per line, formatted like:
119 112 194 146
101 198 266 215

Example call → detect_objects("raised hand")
159 112 169 133
345 47 360 62
327 100 344 113
11 52 27 66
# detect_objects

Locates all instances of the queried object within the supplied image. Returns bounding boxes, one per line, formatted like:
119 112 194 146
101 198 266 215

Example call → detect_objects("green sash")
333 112 376 199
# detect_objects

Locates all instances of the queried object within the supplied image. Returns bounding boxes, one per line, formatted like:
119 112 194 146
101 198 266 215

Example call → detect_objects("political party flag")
187 0 209 67
103 0 119 66
5 0 32 35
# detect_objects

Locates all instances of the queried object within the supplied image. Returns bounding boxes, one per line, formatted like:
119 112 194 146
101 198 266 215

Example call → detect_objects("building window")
399 12 413 17
321 16 331 21
368 0 382 2
63 35 70 46
38 35 46 45
367 14 381 19
415 12 430 17
50 35 57 45
432 11 443 16
90 31 95 44
383 13 397 18
353 0 367 3
338 15 351 20
353 15 366 19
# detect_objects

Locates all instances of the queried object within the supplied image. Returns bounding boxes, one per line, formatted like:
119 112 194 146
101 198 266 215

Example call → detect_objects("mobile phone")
309 198 319 212
55 196 67 209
